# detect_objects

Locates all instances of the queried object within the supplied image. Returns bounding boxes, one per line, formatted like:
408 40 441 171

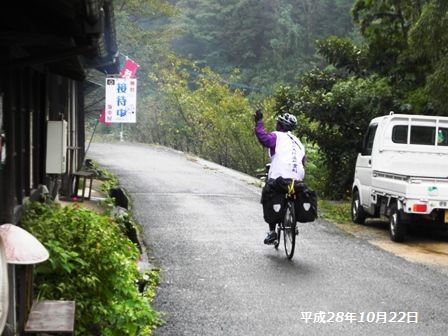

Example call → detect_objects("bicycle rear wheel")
283 200 296 259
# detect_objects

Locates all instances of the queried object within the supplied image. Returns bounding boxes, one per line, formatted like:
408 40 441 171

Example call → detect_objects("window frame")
361 123 378 156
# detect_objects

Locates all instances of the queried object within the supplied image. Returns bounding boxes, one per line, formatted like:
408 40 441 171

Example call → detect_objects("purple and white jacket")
255 121 306 181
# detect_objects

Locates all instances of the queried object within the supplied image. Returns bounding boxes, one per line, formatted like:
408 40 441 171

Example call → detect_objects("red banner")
98 110 110 126
119 59 139 79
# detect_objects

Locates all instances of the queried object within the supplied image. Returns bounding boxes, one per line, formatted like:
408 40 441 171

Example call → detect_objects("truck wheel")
352 190 367 224
389 204 406 242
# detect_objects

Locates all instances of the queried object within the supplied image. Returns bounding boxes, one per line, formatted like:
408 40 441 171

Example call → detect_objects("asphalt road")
88 142 448 336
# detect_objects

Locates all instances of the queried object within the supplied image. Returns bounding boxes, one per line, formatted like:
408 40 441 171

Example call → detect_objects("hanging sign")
104 77 137 123
120 59 139 78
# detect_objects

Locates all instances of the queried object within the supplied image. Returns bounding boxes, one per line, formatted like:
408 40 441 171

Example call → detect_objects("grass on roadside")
318 199 352 224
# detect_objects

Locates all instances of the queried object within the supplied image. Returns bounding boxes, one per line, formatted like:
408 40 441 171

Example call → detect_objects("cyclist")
254 109 306 244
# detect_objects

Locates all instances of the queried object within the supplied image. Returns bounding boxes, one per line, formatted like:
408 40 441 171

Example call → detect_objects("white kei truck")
351 112 448 242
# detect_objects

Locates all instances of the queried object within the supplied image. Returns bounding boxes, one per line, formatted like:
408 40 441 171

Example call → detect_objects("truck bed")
372 171 448 214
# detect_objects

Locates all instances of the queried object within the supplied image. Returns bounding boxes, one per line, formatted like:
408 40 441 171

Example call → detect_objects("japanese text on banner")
105 77 137 123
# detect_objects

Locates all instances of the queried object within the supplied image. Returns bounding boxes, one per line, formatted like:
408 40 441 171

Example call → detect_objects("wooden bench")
24 300 75 335
71 171 94 201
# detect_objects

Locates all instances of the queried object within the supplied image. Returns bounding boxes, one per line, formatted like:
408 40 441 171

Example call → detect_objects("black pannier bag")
295 185 318 223
261 180 285 225
261 177 318 224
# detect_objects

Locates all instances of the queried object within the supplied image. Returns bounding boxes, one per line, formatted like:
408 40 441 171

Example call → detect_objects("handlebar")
255 163 271 179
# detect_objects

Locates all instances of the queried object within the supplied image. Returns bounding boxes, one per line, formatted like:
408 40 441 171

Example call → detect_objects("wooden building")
0 1 120 334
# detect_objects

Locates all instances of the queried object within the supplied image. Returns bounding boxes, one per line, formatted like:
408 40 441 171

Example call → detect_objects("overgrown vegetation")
318 199 352 224
21 163 162 335
87 1 448 201
85 160 119 195
88 1 338 197
274 0 448 198
171 0 356 87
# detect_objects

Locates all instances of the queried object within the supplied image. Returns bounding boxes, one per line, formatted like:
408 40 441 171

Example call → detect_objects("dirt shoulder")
334 219 448 276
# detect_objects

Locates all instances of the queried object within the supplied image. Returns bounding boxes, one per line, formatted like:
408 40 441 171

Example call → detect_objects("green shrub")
318 199 351 224
21 201 161 335
302 142 329 197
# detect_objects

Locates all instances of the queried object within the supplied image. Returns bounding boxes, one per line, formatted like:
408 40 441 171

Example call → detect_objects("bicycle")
273 180 300 259
256 165 300 260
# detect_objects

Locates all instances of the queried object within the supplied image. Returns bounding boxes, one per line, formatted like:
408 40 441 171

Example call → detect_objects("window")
392 125 408 144
391 122 448 146
391 124 448 146
361 124 377 156
410 126 435 145
437 128 448 146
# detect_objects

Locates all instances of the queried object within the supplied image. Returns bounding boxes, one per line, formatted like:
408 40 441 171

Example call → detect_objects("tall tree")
408 0 448 114
352 0 432 112
172 0 355 86
274 0 448 198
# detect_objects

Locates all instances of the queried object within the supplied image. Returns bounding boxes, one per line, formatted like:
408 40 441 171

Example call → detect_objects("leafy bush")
318 199 351 224
21 201 161 335
86 160 119 193
301 142 329 198
274 71 395 199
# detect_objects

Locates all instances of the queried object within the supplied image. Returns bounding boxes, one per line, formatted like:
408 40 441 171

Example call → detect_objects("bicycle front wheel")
283 200 296 259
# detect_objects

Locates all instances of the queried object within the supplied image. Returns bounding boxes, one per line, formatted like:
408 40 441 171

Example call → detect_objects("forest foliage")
274 0 448 197
171 0 355 86
95 0 448 199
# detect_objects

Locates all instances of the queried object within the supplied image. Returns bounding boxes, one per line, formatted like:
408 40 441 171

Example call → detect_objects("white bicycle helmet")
276 113 297 131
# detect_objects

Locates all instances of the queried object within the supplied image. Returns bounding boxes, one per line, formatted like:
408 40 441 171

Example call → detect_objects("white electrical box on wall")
45 120 67 174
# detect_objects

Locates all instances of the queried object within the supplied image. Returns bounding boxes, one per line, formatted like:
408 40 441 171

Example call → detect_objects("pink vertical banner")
119 59 139 78
99 110 111 126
